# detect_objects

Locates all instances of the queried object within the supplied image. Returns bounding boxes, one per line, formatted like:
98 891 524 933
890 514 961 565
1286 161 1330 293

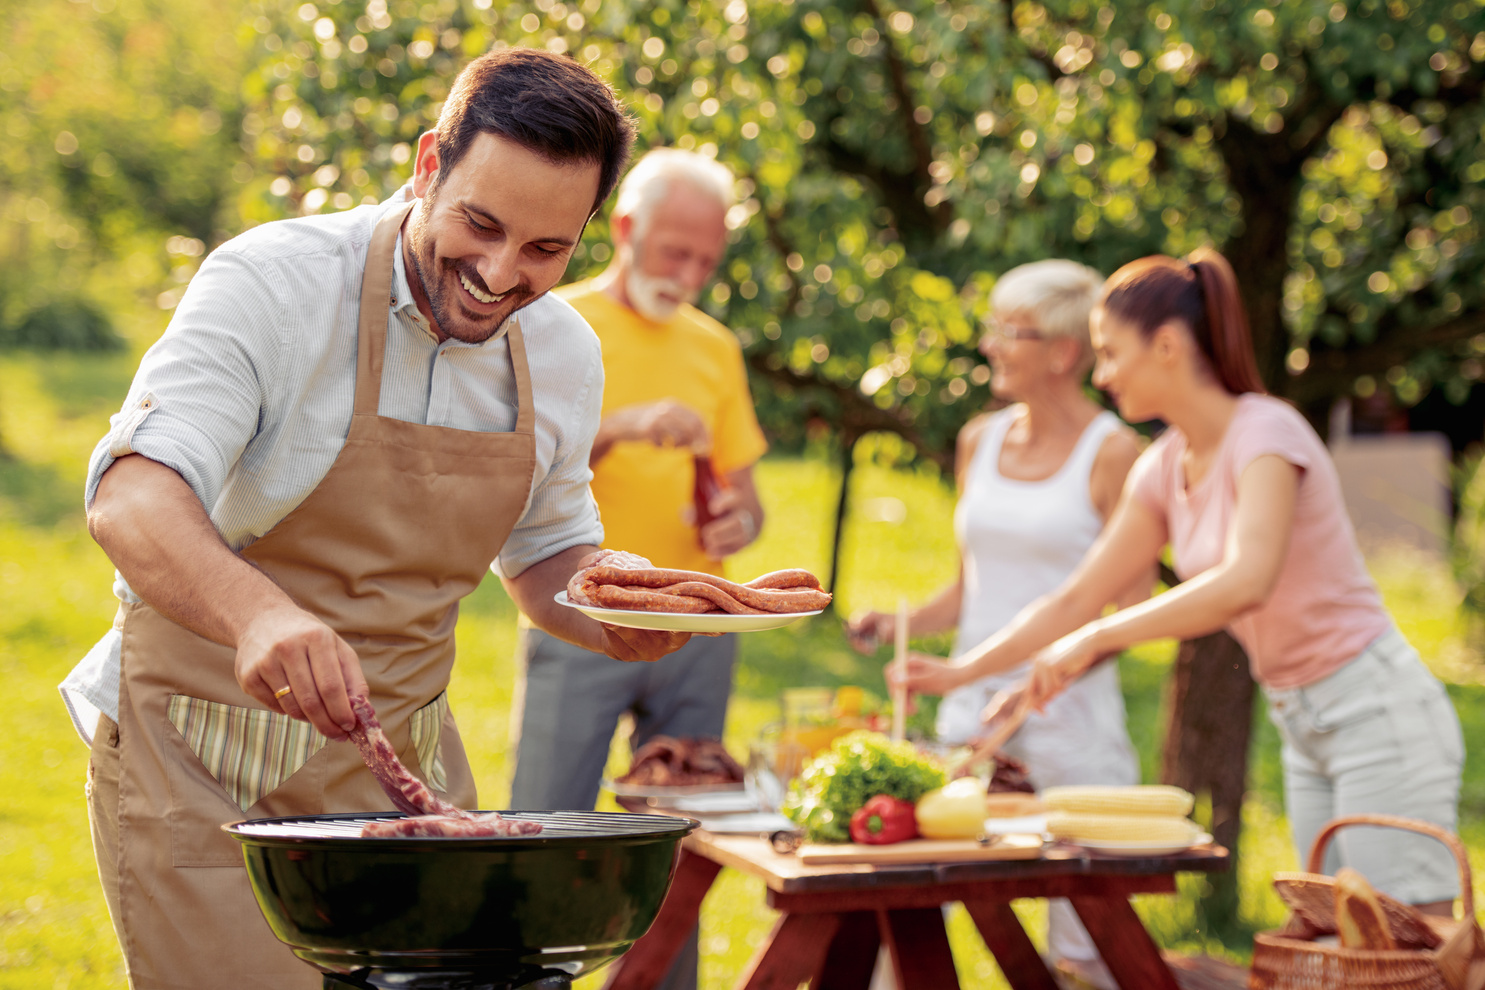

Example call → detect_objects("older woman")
850 259 1148 985
896 248 1464 916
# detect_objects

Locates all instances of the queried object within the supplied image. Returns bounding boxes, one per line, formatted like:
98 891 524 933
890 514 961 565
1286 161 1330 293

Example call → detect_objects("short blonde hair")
989 259 1104 375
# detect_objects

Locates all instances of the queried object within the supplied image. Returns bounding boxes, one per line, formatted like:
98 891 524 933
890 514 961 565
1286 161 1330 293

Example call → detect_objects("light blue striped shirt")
60 191 605 744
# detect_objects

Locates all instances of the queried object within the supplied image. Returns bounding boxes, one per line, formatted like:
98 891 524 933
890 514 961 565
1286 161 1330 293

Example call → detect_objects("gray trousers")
509 629 738 990
510 629 738 809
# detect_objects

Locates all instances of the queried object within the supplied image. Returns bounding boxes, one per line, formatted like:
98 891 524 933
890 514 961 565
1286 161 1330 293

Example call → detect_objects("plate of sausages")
558 549 831 632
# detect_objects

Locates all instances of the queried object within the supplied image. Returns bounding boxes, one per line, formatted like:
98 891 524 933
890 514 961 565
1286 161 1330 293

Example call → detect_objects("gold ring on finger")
274 685 293 700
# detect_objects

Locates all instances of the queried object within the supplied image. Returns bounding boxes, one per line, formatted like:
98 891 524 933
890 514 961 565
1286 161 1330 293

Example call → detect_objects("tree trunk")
1160 630 1256 937
825 434 858 599
1216 123 1301 396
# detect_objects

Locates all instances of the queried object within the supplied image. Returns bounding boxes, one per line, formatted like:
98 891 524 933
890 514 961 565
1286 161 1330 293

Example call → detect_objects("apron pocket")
408 692 449 793
167 694 328 812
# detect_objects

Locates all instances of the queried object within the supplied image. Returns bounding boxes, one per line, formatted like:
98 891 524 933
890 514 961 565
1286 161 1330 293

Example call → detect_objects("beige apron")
93 200 538 989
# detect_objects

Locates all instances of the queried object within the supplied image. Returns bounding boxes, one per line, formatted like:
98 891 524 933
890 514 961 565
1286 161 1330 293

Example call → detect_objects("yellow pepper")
914 777 989 840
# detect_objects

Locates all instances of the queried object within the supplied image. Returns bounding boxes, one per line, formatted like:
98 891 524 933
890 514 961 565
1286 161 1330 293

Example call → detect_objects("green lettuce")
782 731 946 843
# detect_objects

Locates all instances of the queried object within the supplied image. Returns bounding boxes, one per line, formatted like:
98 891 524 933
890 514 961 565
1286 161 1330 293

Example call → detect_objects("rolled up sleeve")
84 249 284 514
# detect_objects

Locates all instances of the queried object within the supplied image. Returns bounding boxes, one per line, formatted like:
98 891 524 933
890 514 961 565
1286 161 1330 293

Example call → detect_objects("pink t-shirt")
1127 394 1388 689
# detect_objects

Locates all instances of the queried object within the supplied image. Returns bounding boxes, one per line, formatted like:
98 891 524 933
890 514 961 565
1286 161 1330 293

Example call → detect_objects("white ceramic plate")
668 791 762 814
1073 832 1213 857
555 590 824 633
983 814 1048 835
603 778 746 799
693 812 795 834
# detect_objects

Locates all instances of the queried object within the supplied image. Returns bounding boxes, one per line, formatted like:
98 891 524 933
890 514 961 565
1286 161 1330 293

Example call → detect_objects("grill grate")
231 810 693 840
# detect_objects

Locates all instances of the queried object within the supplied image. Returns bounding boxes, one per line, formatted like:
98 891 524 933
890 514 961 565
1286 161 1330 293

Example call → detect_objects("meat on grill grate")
348 694 542 838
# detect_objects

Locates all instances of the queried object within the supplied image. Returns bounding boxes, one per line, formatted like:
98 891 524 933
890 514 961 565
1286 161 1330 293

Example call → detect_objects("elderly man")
66 49 691 990
510 148 766 810
509 146 766 989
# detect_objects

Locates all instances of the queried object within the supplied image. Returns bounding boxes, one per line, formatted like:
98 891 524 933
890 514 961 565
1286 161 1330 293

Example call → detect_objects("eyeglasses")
984 319 1045 342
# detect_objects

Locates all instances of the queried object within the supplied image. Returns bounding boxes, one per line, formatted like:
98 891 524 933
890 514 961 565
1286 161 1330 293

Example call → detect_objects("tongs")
946 682 1035 779
946 651 1121 778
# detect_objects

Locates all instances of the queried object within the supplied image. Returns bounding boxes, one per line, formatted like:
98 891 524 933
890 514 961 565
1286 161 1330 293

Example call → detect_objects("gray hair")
612 148 735 239
989 259 1104 374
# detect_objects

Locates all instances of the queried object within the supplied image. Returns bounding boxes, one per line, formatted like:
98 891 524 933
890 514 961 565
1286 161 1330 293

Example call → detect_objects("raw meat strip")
347 694 541 838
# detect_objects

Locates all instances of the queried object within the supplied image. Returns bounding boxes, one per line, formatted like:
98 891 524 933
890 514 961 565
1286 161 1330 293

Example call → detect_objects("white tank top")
951 408 1120 660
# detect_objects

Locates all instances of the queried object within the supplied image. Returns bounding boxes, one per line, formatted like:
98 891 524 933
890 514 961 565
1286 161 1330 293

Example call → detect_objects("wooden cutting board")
796 833 1044 865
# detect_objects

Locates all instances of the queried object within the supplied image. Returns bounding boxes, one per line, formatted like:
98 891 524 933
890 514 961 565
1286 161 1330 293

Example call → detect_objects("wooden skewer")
891 596 908 742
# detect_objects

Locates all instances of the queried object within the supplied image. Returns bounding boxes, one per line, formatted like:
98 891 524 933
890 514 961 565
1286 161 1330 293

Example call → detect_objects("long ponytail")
1101 247 1267 395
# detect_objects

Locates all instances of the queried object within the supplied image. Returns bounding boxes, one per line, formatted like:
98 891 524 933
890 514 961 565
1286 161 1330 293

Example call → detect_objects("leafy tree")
1 0 255 460
74 0 1485 941
0 0 250 327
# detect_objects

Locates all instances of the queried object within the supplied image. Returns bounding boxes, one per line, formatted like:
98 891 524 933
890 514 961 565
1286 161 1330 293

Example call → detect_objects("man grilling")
62 48 689 989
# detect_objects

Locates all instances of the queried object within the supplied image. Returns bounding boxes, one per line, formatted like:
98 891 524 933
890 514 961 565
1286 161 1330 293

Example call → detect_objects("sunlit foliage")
6 0 1484 456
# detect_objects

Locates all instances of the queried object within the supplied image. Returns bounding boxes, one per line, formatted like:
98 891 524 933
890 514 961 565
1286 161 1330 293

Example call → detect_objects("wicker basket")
1248 814 1485 990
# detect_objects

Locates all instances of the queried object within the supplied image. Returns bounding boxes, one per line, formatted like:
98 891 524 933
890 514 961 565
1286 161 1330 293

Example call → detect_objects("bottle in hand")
692 453 727 542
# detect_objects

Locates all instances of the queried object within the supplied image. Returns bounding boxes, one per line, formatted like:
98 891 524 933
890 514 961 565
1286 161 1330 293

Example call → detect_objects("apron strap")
354 200 417 417
505 319 536 435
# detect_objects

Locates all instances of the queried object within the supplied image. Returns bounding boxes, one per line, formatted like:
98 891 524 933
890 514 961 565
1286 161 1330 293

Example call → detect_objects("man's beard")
406 206 535 344
622 241 699 322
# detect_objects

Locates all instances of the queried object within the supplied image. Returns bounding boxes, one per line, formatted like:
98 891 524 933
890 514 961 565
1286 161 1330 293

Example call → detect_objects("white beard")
622 243 698 322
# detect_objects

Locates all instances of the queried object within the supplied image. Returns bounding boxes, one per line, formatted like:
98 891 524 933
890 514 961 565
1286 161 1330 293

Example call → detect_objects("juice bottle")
832 686 867 732
781 687 839 758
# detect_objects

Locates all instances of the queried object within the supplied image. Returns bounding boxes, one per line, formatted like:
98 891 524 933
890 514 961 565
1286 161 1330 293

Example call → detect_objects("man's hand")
504 544 706 661
698 485 760 560
235 604 368 739
591 400 709 464
598 623 700 663
628 399 709 449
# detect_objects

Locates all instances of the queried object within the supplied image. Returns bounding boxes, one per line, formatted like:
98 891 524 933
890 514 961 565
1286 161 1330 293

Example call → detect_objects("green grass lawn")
4 348 1485 989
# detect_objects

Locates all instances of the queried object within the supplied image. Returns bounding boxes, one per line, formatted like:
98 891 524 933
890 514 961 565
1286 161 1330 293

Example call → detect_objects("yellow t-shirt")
559 281 768 576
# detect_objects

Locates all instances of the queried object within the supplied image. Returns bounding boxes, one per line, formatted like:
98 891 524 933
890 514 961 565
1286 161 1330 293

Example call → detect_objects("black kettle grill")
225 810 697 990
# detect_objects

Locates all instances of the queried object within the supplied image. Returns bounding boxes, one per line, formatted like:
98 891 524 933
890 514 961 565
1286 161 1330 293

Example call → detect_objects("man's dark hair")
435 47 636 216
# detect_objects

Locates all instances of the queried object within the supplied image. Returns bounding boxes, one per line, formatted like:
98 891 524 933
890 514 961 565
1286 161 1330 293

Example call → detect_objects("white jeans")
1264 624 1464 904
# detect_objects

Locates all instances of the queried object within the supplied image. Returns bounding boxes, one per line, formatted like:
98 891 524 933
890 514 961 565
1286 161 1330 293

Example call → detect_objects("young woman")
895 248 1464 913
849 259 1149 981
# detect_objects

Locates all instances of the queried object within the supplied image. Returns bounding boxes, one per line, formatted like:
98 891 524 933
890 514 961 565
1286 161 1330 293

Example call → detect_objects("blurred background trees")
10 0 1483 453
8 0 1483 457
6 0 1484 933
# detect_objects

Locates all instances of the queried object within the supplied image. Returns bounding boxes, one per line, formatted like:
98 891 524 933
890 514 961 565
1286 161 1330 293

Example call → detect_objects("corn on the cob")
1046 811 1201 844
1040 785 1195 818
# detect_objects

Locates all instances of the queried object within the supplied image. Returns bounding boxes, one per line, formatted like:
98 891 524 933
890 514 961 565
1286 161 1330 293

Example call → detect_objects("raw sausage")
589 584 720 613
582 565 832 613
566 549 832 615
744 569 823 591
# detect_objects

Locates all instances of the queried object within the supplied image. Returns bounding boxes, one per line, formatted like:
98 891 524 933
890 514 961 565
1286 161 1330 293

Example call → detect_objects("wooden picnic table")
602 821 1230 990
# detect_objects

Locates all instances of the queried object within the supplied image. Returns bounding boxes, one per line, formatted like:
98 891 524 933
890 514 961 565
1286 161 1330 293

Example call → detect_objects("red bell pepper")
849 794 919 845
